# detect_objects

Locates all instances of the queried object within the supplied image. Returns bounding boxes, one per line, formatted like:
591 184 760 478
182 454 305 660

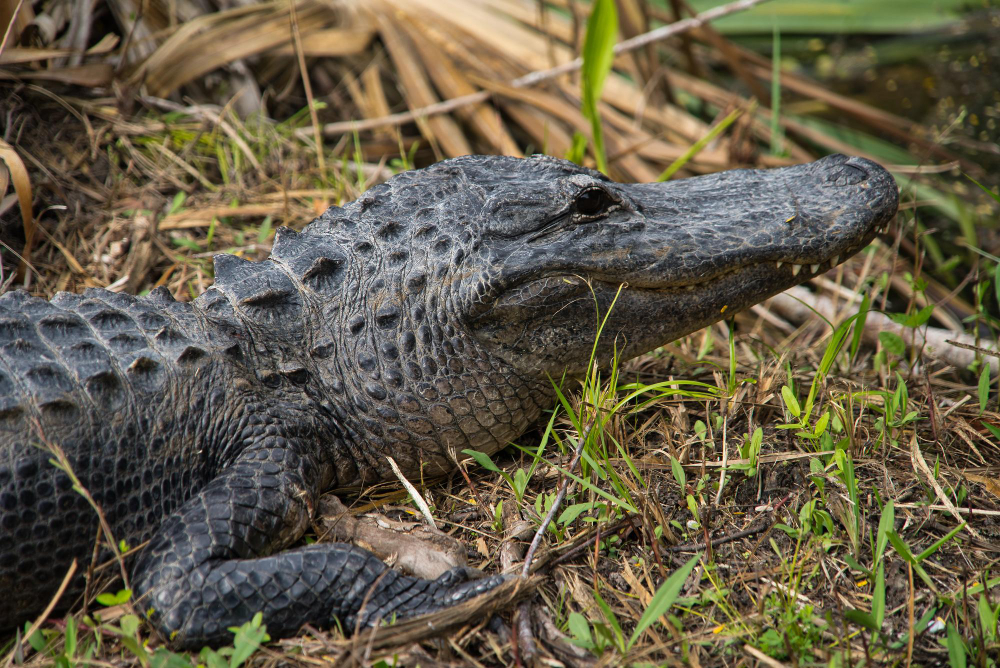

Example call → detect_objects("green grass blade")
946 623 967 668
915 522 966 563
965 174 1000 204
875 500 894 567
580 0 618 174
657 106 746 182
628 553 701 648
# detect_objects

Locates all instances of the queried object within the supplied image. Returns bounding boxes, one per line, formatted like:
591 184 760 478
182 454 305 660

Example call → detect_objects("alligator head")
283 154 895 481
463 154 897 375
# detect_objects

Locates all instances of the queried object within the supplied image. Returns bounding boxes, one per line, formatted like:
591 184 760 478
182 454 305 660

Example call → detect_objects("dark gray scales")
0 154 897 648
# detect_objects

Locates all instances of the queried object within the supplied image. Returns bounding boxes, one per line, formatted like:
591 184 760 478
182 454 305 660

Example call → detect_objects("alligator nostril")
827 163 867 187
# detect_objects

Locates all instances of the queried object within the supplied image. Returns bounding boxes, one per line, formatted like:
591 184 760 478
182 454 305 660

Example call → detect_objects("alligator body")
0 154 896 647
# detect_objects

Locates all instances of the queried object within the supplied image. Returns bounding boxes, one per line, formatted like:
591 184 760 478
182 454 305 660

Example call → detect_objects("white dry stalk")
386 456 437 529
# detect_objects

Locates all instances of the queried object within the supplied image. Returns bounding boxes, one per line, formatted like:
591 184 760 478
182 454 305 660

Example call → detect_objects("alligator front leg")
132 439 503 649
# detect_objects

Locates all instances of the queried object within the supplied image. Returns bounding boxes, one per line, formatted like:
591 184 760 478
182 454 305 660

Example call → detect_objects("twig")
515 600 536 666
905 563 915 668
770 285 1000 372
297 0 772 139
666 519 770 552
521 419 597 576
894 503 1000 518
744 643 790 668
549 515 636 567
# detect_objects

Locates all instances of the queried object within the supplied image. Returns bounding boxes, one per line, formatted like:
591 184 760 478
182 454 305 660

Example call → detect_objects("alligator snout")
812 154 897 205
827 160 867 186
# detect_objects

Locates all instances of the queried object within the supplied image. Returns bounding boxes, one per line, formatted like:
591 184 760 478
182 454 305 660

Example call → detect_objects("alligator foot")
130 434 507 649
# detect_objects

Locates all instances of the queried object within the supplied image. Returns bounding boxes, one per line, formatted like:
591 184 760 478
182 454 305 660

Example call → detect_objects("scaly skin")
0 154 897 647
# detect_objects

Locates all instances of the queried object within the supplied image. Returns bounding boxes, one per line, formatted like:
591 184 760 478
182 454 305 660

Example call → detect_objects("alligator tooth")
830 255 839 268
776 261 783 269
792 264 802 276
811 264 820 273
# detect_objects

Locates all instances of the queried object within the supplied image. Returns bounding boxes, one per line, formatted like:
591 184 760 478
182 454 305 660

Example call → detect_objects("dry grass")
1 0 999 666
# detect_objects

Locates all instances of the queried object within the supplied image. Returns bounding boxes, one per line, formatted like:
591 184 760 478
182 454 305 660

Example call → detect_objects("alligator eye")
574 188 613 216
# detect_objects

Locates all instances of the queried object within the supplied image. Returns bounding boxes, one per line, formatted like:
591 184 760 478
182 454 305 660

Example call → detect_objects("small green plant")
755 597 826 661
196 612 270 668
871 373 921 448
628 554 701 649
777 305 865 449
730 426 763 477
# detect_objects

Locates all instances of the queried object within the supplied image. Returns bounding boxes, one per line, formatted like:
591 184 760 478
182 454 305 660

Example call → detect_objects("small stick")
550 516 635 567
521 419 597 576
515 600 536 666
666 519 769 553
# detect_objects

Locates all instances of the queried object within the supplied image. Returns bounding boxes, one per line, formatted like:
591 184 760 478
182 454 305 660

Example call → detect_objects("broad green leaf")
995 262 1000 311
24 622 45 652
875 500 894 566
845 609 878 632
628 553 701 648
843 554 869 576
915 522 965 563
558 502 596 525
946 623 967 668
462 449 500 473
813 412 831 438
593 590 624 650
168 190 186 215
229 612 269 668
886 530 915 563
565 131 588 165
887 305 934 328
872 562 885 628
580 0 618 174
65 615 77 657
689 0 964 34
119 614 140 637
850 293 870 361
978 594 999 642
568 612 592 646
878 331 905 356
978 366 990 414
670 455 686 490
781 385 801 418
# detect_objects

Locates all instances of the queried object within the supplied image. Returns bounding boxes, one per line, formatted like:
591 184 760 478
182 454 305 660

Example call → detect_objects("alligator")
0 153 897 648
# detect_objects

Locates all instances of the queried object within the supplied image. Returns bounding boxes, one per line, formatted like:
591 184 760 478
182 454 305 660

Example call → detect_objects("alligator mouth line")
589 217 887 294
